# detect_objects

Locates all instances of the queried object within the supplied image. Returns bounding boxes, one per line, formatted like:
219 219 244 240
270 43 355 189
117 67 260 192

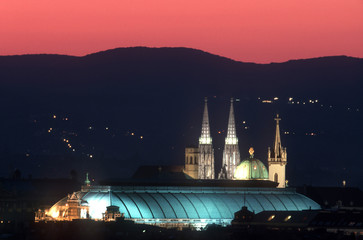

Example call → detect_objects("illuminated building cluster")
185 98 287 187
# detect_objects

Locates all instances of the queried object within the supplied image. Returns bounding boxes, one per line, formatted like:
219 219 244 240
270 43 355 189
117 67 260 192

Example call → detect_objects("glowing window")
284 215 291 221
267 215 275 221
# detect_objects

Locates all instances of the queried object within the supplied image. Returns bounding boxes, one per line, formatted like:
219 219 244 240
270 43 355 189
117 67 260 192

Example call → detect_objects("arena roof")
49 185 321 224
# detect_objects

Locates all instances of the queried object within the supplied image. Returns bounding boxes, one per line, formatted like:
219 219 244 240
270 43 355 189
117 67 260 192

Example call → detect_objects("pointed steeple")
268 114 287 188
225 98 238 145
198 97 215 179
274 114 282 158
218 98 241 179
199 97 212 145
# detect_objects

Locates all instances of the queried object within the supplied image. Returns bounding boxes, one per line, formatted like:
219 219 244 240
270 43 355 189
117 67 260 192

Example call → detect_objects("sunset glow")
1 0 362 63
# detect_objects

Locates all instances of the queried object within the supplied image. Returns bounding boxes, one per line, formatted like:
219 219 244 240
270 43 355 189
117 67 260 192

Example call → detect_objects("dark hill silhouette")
0 47 362 186
0 47 362 99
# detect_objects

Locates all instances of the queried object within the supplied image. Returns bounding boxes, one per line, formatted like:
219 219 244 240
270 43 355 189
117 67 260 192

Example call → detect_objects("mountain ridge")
1 47 361 64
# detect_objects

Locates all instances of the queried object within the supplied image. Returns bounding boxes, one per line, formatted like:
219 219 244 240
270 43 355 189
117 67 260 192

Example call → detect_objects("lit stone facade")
184 147 199 179
198 98 215 179
219 98 240 179
268 114 287 188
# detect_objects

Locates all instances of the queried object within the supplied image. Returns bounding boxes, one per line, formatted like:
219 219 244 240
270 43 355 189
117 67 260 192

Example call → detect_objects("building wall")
184 147 199 179
268 163 286 188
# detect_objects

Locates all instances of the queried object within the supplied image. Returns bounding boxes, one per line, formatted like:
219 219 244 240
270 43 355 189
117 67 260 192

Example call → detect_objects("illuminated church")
184 98 287 188
42 98 320 229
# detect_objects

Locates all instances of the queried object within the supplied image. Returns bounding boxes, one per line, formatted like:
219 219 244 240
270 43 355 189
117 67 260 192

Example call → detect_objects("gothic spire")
274 114 282 158
198 97 215 179
225 98 238 145
218 98 240 179
268 114 287 188
199 97 212 145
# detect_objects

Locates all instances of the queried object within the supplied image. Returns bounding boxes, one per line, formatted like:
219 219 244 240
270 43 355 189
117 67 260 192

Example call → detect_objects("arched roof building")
48 184 321 228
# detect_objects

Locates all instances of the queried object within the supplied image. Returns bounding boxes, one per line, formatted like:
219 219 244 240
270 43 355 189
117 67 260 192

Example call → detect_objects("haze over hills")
0 47 362 187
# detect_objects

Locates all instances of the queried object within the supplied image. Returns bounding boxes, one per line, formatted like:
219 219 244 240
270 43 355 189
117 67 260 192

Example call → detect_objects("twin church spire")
218 98 240 179
198 98 214 179
193 98 287 186
197 98 241 180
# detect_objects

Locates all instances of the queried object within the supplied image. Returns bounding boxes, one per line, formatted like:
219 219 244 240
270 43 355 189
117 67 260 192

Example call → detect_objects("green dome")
234 158 269 180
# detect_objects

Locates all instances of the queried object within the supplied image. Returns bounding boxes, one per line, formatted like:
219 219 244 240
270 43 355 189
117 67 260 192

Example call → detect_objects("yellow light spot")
284 215 292 221
131 133 134 136
53 115 56 119
90 155 93 158
140 136 143 139
268 215 275 221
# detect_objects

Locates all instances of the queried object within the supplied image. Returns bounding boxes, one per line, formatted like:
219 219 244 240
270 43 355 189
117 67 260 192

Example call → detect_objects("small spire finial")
275 114 281 124
85 172 91 186
230 97 234 103
249 147 254 158
204 97 208 103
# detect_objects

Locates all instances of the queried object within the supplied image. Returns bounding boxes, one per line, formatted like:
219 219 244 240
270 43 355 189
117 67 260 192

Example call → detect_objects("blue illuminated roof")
50 185 321 221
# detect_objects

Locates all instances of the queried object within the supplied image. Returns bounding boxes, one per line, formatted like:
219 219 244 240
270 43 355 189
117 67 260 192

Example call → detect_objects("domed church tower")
268 114 287 188
234 148 269 180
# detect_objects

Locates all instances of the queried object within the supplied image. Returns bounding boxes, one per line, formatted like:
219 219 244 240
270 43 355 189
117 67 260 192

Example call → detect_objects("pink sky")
1 0 362 63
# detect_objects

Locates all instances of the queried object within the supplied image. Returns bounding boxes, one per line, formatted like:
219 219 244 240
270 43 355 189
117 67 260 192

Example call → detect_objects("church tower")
198 97 215 179
218 98 240 179
268 114 287 188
